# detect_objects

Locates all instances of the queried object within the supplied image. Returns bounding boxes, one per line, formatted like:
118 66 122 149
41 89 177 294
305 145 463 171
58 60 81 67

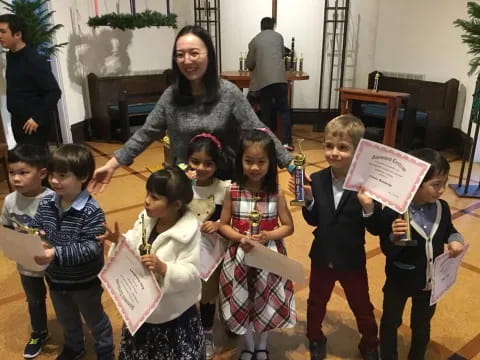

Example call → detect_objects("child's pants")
49 282 114 356
380 279 436 360
20 274 47 334
307 265 379 352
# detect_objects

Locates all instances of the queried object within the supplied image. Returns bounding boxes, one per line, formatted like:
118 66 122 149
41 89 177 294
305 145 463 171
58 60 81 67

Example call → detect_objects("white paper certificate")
199 232 227 281
344 139 430 214
0 226 47 272
430 244 469 306
244 242 306 284
99 240 163 335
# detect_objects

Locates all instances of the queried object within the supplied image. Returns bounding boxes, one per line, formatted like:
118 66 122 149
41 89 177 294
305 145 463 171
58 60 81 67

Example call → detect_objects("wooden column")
272 0 277 20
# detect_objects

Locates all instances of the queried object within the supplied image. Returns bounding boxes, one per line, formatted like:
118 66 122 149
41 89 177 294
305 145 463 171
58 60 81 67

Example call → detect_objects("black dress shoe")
310 339 327 360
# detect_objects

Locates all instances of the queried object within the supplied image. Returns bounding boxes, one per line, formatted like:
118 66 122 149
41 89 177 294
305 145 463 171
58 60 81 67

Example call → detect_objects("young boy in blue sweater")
32 144 114 360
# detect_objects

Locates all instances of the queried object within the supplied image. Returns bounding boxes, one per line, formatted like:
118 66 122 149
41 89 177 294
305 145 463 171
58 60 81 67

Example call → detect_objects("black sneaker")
310 339 327 360
24 331 49 359
55 346 85 360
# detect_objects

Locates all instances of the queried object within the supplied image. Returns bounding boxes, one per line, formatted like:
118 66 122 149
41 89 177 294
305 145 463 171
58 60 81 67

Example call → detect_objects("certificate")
344 139 430 213
244 241 306 284
199 232 227 281
99 240 163 335
0 226 47 272
430 244 469 306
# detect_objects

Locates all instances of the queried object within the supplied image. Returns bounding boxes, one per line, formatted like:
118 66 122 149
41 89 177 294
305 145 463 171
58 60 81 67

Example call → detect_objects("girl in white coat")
98 166 204 360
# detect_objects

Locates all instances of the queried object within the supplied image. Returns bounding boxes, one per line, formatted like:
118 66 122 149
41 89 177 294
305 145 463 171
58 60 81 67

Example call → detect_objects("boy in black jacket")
291 115 381 360
378 148 464 360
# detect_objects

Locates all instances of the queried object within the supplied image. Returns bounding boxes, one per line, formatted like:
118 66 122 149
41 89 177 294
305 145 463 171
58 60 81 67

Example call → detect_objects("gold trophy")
290 139 307 206
138 214 152 255
392 210 417 246
10 217 40 235
248 196 262 235
9 217 52 247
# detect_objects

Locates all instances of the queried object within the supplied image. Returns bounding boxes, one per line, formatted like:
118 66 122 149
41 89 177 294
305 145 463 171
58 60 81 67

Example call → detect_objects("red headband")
189 133 222 150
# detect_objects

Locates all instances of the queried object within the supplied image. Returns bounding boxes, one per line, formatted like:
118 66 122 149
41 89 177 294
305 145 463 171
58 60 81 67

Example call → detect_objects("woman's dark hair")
409 148 450 183
187 133 227 178
49 144 95 190
171 25 219 106
234 129 278 194
146 166 193 214
8 144 49 169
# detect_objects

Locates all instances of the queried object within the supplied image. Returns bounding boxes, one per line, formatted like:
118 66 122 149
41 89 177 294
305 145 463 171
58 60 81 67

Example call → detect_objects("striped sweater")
30 190 105 290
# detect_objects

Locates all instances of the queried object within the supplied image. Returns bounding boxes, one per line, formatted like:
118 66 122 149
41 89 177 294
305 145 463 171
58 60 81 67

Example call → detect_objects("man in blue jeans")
246 17 293 151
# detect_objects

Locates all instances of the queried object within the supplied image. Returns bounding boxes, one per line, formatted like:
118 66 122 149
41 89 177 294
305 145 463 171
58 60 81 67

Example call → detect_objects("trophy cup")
248 196 262 235
290 139 306 206
10 217 52 247
373 71 380 92
239 52 245 72
139 214 152 255
392 210 418 246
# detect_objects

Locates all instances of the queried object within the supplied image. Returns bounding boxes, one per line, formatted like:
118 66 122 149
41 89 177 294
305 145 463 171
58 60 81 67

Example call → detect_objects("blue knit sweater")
30 190 105 290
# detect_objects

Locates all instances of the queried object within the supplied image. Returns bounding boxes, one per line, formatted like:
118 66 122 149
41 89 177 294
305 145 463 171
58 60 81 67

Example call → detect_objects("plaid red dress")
219 183 296 334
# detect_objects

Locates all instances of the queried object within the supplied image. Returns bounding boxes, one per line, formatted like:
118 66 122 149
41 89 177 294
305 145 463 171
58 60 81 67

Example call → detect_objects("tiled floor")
0 124 479 359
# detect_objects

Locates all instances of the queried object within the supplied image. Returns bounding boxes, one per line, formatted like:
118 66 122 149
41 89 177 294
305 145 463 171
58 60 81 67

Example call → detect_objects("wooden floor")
0 124 479 360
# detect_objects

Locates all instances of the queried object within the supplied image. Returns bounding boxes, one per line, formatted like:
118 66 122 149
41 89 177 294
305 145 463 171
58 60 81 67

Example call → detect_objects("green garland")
87 10 177 30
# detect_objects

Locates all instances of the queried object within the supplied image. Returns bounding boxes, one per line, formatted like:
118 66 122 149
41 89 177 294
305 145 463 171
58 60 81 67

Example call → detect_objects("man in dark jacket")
246 17 293 150
0 14 61 147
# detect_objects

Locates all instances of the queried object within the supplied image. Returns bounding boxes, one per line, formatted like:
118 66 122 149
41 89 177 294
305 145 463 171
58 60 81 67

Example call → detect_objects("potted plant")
451 1 480 197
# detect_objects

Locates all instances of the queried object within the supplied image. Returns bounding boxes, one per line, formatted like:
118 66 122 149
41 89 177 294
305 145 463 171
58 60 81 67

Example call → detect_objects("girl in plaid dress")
218 129 296 360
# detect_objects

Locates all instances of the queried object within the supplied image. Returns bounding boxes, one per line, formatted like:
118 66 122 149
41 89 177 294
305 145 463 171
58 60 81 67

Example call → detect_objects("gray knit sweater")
114 79 292 168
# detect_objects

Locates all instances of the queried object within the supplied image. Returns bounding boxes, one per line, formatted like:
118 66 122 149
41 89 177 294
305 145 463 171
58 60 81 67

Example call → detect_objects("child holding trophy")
290 115 382 360
98 167 204 359
219 129 295 360
185 132 230 360
377 148 464 360
0 144 54 359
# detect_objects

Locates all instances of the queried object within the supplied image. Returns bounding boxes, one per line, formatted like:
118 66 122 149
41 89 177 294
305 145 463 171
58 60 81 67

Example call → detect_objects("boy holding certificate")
31 145 114 360
291 115 381 360
0 144 54 359
377 148 464 360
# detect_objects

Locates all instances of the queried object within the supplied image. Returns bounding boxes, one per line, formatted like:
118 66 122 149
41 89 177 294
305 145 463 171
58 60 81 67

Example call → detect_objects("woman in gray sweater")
89 25 292 192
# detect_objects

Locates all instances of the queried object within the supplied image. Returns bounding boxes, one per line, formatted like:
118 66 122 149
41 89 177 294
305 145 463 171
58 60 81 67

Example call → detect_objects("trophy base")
392 239 418 246
290 199 305 207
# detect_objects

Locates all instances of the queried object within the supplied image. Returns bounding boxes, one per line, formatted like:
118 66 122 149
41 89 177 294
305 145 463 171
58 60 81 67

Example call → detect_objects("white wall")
220 0 271 74
349 0 379 89
49 0 177 140
371 0 478 159
277 0 323 109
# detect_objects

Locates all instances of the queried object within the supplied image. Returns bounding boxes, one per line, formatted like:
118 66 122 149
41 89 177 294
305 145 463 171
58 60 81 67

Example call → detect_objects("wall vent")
381 71 425 81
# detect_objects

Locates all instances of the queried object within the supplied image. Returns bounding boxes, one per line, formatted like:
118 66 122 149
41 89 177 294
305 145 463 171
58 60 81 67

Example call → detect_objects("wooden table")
220 70 309 107
339 87 410 147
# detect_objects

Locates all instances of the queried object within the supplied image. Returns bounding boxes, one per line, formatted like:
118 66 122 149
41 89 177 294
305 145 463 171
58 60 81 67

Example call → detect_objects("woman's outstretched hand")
97 222 124 244
88 157 121 194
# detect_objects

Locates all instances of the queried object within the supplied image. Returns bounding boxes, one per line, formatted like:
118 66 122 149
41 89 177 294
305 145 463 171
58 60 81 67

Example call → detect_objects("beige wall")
372 0 476 158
